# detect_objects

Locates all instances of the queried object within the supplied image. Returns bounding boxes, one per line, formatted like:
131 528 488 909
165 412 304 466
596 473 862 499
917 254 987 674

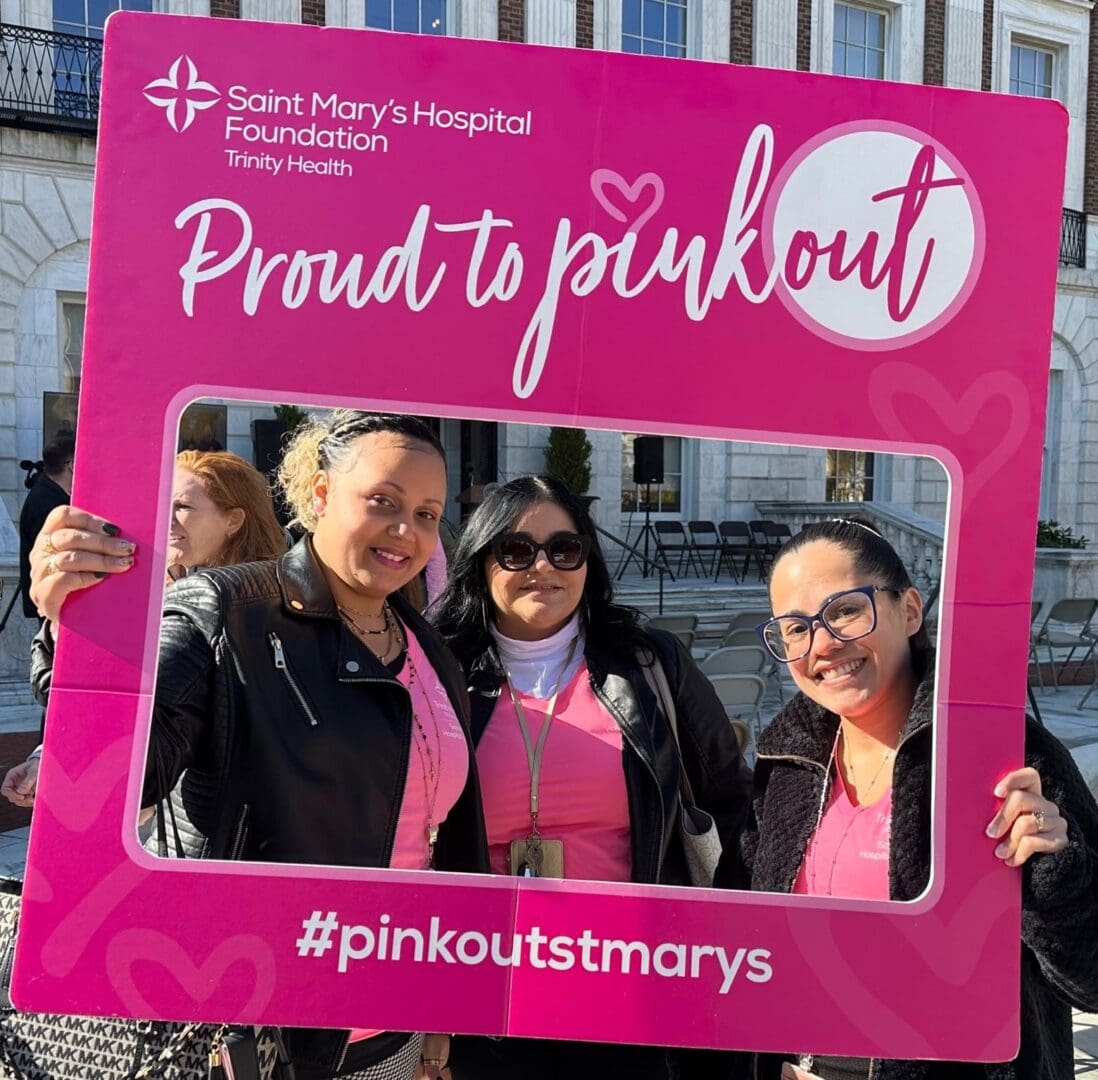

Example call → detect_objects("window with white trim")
622 0 689 57
825 449 875 502
59 300 85 395
1009 42 1055 98
1039 369 1062 520
53 0 151 38
832 2 887 78
365 0 449 33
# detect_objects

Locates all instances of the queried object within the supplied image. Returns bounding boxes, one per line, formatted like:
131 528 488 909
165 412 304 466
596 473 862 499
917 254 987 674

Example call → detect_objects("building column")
942 0 982 88
525 0 574 45
754 0 797 68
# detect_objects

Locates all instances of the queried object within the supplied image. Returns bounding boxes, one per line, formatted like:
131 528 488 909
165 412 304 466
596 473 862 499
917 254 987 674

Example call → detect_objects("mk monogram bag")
0 879 293 1080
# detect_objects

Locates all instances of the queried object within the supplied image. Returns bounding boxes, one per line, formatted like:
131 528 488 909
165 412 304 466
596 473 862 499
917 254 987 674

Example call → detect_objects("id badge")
508 838 565 878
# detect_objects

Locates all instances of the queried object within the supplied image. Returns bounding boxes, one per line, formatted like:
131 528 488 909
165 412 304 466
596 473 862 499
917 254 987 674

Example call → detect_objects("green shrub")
544 427 593 496
273 404 309 434
1037 520 1089 549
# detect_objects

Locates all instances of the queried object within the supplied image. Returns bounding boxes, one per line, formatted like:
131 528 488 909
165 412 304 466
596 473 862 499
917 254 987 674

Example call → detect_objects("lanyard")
504 636 579 834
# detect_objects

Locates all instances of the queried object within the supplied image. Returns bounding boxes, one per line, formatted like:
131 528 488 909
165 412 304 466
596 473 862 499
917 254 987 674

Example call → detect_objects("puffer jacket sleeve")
1020 716 1098 1012
654 630 754 850
140 574 225 807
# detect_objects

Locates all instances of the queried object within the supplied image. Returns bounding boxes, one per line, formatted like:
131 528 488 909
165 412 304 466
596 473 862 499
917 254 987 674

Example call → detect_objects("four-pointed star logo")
143 56 220 133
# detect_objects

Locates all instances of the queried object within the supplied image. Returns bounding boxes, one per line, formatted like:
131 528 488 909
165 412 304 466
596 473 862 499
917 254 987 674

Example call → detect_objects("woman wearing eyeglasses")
432 474 752 1080
719 517 1098 1080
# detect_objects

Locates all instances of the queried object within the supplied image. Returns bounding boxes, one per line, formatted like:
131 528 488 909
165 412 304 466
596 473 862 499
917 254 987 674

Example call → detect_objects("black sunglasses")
491 531 592 572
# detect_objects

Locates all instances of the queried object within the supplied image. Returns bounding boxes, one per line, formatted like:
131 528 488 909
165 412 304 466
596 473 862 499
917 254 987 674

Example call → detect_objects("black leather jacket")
33 538 489 1075
465 628 753 885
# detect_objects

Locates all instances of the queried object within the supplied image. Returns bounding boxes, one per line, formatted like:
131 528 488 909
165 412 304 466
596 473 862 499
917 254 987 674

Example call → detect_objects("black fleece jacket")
716 671 1098 1080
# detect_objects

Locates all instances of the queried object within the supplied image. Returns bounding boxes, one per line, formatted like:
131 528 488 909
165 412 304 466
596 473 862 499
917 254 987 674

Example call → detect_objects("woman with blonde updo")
22 411 489 1080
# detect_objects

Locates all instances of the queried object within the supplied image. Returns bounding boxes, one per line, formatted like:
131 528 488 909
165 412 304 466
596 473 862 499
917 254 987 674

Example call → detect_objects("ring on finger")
44 555 60 576
42 532 56 556
1033 809 1046 833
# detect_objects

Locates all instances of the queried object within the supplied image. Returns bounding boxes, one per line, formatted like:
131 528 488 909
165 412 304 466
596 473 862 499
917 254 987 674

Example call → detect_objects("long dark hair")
771 516 933 676
433 474 640 666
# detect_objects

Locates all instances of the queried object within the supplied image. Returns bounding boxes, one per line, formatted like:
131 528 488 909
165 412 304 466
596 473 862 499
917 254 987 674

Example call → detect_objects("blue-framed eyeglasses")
755 585 901 663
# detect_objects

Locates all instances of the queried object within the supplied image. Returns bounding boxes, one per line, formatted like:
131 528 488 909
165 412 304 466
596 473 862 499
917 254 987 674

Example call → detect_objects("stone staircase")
614 574 771 650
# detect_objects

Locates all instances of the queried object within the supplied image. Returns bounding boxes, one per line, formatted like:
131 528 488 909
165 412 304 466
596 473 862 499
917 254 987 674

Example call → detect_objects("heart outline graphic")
784 870 1016 1058
41 858 148 977
869 362 1030 506
590 169 665 235
38 735 132 834
106 928 277 1019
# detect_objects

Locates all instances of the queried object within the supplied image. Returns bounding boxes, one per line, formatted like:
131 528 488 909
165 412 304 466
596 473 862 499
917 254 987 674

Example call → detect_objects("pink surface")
13 14 1066 1060
389 627 470 872
478 664 633 881
792 770 893 899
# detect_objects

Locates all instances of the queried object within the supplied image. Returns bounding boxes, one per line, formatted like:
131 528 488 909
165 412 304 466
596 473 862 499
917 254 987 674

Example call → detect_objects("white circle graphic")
768 126 982 347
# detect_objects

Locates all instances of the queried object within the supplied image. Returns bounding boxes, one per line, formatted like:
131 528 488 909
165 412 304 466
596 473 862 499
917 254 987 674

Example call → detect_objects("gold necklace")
339 604 404 663
842 729 894 805
337 602 391 636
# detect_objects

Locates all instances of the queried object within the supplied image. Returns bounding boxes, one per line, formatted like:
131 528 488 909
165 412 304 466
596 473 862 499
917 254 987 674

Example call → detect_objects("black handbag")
0 877 294 1080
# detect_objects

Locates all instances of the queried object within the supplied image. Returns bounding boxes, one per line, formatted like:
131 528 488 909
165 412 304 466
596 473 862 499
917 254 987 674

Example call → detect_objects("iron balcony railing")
0 23 101 135
1060 207 1086 269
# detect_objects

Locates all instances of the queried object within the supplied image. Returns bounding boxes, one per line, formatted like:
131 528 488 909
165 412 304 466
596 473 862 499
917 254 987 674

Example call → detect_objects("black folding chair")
715 521 759 582
765 522 793 553
688 520 723 575
654 521 705 578
1032 596 1098 690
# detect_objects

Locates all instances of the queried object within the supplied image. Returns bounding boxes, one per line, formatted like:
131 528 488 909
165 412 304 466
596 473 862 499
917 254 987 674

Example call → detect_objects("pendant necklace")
405 640 443 868
809 727 895 897
339 602 403 664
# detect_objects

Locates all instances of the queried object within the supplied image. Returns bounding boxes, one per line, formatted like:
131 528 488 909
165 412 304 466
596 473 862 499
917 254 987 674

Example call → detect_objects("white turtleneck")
489 613 585 699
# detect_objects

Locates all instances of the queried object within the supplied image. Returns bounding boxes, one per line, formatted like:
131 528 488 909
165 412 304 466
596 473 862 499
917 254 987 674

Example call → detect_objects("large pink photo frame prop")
14 14 1065 1060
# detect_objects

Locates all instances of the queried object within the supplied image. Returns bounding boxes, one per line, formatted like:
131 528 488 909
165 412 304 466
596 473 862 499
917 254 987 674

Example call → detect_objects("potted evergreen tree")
544 427 596 509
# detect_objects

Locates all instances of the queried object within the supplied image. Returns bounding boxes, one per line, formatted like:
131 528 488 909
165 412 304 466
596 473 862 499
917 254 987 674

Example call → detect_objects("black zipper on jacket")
268 633 320 726
229 804 250 861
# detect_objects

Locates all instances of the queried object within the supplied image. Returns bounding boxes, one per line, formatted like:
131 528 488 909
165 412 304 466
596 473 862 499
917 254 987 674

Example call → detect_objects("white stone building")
1 0 1094 705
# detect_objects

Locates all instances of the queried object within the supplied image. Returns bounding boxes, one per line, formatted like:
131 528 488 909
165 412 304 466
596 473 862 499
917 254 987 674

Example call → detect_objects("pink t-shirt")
476 661 633 883
388 627 470 871
351 628 470 1042
792 765 892 899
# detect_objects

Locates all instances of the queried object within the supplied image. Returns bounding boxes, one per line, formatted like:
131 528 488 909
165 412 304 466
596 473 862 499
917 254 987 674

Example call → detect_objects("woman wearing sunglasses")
718 517 1098 1080
433 474 752 1080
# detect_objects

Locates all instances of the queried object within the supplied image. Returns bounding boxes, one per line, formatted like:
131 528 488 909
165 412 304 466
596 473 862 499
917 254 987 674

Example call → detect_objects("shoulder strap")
636 645 698 808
